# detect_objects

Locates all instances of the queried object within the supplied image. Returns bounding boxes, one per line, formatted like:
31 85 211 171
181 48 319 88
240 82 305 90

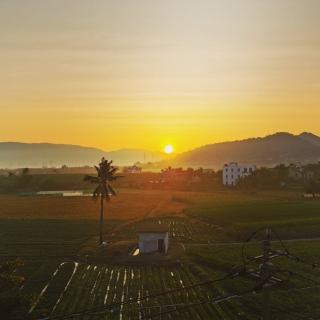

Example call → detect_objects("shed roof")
137 223 169 234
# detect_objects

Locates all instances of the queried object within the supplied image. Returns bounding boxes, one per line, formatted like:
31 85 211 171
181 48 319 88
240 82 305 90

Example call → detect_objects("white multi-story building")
222 162 256 186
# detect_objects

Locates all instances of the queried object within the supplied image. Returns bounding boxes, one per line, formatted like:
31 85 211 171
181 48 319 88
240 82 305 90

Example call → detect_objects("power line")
240 227 299 320
143 281 320 320
241 226 268 265
278 269 320 286
282 251 319 269
36 226 320 320
269 227 319 270
143 289 255 319
36 268 247 320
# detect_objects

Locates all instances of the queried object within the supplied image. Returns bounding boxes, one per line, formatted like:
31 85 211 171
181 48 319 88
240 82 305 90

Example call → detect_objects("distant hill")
1 132 319 169
0 142 163 168
169 132 320 169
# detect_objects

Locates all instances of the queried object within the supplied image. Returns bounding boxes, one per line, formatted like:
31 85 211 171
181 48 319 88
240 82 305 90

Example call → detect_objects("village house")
137 224 169 254
222 162 256 186
160 167 205 184
288 163 315 181
123 165 142 174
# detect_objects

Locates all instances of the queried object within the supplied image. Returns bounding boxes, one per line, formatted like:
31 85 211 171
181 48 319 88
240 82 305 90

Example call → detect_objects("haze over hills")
168 132 320 169
0 142 163 168
0 132 319 169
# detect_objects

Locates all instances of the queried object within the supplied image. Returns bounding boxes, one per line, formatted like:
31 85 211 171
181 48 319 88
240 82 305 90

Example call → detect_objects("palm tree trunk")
99 196 104 245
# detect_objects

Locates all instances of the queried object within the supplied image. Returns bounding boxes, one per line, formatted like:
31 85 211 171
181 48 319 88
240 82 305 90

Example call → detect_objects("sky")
0 0 320 152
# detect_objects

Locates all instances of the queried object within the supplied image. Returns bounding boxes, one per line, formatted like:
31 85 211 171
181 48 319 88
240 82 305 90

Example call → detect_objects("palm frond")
93 185 102 197
108 184 117 196
107 167 118 177
105 184 111 201
84 158 120 201
84 175 99 184
109 174 123 181
94 165 101 175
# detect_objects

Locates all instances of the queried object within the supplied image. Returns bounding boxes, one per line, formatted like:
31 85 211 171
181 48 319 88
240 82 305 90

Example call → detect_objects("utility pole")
245 227 283 320
261 228 272 320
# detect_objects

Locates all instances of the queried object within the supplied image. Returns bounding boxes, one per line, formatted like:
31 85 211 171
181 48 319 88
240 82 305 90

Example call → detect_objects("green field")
26 262 254 320
186 241 320 319
0 219 119 258
1 189 320 319
15 240 320 319
113 216 223 243
0 174 92 194
186 191 320 240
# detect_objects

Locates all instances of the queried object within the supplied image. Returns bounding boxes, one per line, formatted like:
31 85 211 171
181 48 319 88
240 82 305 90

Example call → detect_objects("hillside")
169 132 320 169
1 132 320 169
0 142 162 168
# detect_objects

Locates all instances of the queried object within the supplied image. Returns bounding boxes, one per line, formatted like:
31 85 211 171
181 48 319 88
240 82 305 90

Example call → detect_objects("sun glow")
164 144 174 154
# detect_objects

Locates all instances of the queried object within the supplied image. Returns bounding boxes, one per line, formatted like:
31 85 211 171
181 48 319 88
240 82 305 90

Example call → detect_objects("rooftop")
136 223 169 234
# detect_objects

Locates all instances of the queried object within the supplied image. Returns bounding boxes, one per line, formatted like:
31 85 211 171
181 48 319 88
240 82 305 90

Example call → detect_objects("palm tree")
84 158 120 246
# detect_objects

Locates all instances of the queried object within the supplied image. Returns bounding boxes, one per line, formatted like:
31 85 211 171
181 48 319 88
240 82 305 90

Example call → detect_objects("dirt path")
144 199 169 218
110 197 189 237
109 201 168 237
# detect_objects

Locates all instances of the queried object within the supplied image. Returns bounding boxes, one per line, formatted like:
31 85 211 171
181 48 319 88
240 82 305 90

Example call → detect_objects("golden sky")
0 0 320 152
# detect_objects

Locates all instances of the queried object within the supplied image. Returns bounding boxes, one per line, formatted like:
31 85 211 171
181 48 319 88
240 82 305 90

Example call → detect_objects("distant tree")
237 166 290 189
274 164 288 181
21 168 29 176
306 181 320 196
84 158 120 246
195 167 204 176
0 259 32 319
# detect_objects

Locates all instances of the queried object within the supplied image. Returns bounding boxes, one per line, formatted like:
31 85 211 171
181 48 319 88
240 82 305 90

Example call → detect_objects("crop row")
113 216 221 243
30 262 251 320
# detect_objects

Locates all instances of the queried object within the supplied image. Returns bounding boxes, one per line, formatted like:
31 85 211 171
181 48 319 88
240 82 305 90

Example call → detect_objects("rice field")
18 239 320 320
187 191 320 240
0 189 200 220
27 262 252 320
186 241 320 320
113 216 223 243
3 188 320 319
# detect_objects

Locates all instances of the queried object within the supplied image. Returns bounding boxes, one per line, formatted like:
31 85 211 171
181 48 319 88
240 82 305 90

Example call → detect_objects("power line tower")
243 227 287 320
261 228 272 320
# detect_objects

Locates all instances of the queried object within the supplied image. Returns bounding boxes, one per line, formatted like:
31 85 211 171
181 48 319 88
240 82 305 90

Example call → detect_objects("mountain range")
0 143 163 168
0 132 319 169
168 132 320 169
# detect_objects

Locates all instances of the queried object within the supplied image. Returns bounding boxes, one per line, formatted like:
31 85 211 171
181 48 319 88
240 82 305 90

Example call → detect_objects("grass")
0 219 119 258
0 174 92 194
0 189 200 220
113 216 223 243
187 190 320 240
185 240 320 319
29 263 246 319
1 187 320 319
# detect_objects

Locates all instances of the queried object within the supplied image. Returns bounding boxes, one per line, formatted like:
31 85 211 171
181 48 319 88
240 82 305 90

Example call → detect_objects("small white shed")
137 224 169 254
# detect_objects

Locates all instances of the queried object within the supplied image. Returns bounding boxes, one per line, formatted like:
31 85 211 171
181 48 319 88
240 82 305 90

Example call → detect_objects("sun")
164 144 174 154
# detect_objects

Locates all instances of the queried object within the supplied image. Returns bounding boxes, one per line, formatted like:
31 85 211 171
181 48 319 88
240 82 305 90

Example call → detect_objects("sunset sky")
0 0 320 152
